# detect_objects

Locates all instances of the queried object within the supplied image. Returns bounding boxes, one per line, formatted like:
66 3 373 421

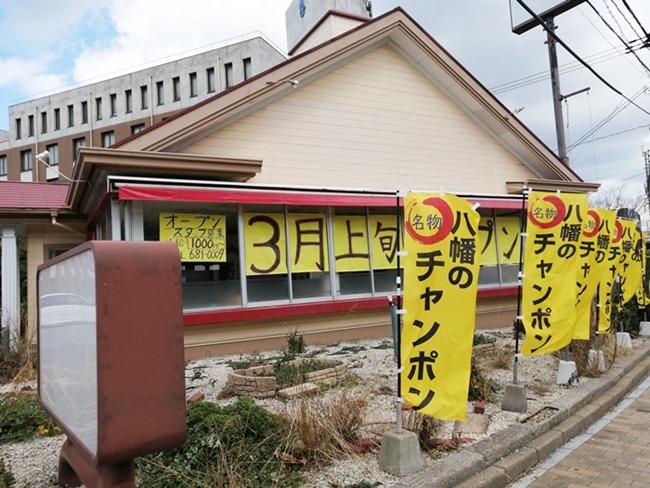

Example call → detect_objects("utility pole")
513 0 589 167
546 17 568 164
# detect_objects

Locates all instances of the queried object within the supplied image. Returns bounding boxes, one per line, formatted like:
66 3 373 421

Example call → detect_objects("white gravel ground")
1 329 635 487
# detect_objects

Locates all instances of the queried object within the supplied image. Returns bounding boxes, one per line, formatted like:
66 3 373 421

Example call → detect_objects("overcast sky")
1 0 649 197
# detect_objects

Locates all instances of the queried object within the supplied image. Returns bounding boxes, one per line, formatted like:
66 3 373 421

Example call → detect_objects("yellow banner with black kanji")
572 208 615 340
159 212 226 262
618 219 643 305
637 232 649 309
401 192 480 421
598 218 623 334
521 191 588 356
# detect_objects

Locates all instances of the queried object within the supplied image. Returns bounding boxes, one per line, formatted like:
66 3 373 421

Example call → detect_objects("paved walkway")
511 373 650 488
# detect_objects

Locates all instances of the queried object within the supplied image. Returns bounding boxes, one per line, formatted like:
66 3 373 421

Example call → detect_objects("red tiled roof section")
0 181 69 209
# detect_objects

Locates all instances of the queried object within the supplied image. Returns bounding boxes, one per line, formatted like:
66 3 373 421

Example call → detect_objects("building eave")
68 147 263 213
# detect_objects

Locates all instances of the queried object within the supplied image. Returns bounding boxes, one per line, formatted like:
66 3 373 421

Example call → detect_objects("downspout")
50 210 86 236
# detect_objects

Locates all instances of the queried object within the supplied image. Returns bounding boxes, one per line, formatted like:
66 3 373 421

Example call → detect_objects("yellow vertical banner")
618 220 643 305
369 215 400 270
497 216 522 264
288 213 329 273
401 192 480 421
244 213 288 275
159 212 226 262
637 232 649 310
333 215 370 272
521 191 588 356
478 215 520 266
572 209 615 340
598 219 623 334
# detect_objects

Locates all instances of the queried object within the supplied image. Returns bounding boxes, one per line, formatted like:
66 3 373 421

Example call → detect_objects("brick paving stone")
522 377 650 488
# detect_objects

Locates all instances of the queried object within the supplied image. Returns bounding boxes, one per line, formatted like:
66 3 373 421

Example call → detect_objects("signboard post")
37 241 186 488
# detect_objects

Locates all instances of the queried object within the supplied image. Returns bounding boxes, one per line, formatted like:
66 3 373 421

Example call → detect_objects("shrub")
0 394 57 444
467 359 495 403
136 397 302 488
473 333 496 346
488 344 514 370
286 392 368 464
286 329 305 355
402 409 441 449
0 457 15 488
274 359 338 387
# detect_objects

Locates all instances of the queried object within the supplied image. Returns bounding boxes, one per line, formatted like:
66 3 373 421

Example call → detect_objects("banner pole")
395 189 404 434
513 188 528 384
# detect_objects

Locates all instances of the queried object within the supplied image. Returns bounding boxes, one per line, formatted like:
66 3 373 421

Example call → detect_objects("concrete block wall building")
0 36 286 183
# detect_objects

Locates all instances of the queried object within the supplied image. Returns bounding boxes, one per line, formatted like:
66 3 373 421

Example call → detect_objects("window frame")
172 76 181 102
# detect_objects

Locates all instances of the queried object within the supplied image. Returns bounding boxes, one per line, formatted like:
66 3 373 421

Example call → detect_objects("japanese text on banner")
243 213 399 275
598 218 623 334
618 219 643 304
402 192 480 421
571 208 614 340
159 212 226 262
521 191 588 356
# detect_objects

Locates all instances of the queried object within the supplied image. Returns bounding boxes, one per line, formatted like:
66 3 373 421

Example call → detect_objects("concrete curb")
389 338 650 488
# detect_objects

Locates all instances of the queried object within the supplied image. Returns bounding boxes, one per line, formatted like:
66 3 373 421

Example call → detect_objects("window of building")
67 105 74 127
20 150 32 172
140 85 148 109
40 111 47 134
189 72 198 97
73 137 86 157
172 77 180 101
95 97 103 120
28 115 34 137
136 198 401 311
46 143 59 166
125 89 133 113
156 81 164 105
54 108 60 131
81 101 88 124
224 62 234 88
131 123 145 134
15 118 21 139
0 155 7 176
117 190 520 318
206 67 216 93
243 57 252 80
476 209 520 286
101 130 115 147
110 93 117 116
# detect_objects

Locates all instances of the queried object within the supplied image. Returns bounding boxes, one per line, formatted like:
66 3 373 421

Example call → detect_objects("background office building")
0 36 286 183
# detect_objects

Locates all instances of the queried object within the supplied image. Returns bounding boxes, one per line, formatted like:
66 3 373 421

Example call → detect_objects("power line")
620 0 650 39
568 84 648 149
490 47 625 94
587 1 650 75
515 0 650 117
569 122 650 146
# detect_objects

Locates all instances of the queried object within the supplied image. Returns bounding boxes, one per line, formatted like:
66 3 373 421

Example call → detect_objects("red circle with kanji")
528 195 566 229
583 209 600 238
405 196 454 245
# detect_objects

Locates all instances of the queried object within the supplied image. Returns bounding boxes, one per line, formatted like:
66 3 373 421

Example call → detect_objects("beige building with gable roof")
0 0 598 357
